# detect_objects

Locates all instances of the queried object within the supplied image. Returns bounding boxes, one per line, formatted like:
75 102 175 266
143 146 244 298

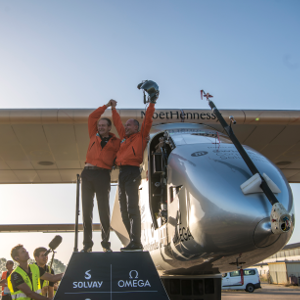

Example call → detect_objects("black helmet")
137 80 159 103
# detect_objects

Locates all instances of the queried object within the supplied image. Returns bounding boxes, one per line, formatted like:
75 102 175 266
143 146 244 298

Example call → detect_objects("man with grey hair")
111 98 156 252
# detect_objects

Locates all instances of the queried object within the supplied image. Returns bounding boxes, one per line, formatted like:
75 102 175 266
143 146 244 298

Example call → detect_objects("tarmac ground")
221 282 300 300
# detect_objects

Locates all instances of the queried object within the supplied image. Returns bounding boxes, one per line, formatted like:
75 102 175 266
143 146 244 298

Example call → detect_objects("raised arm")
111 101 126 139
140 103 155 137
88 100 112 138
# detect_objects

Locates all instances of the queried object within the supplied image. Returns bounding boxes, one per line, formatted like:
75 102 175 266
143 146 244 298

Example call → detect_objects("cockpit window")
168 130 231 146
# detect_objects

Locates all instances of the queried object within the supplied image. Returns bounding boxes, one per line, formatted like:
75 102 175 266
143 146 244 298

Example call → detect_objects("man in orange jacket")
81 100 120 253
111 83 158 251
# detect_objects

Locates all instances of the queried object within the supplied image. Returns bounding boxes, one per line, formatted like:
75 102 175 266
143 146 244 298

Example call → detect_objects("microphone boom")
45 235 62 255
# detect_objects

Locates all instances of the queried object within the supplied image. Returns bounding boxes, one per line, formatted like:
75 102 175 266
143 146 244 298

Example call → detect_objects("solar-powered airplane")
0 81 298 298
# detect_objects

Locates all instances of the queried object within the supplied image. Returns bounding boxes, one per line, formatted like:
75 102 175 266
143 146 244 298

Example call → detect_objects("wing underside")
0 108 299 183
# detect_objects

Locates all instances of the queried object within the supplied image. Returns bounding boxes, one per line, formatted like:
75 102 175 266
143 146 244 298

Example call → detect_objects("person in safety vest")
110 88 157 252
0 260 14 300
33 247 55 298
81 100 120 253
7 244 63 300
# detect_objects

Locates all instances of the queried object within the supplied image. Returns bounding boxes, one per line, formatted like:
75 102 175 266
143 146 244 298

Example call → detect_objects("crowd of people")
0 245 62 300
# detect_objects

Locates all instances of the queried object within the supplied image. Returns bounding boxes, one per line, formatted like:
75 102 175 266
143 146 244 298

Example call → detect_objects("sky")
0 0 299 265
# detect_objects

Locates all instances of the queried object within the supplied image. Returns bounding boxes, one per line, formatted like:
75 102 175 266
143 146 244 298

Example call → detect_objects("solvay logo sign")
72 270 103 289
84 270 91 280
118 270 151 288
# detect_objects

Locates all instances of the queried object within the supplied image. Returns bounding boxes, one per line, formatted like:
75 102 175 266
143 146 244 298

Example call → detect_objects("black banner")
54 252 169 300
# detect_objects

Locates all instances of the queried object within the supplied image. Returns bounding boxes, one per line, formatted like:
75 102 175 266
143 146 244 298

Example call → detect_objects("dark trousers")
118 166 141 243
2 295 12 300
81 168 111 249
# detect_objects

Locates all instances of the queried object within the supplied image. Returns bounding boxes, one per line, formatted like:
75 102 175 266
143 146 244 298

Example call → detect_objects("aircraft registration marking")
173 213 194 244
210 147 266 162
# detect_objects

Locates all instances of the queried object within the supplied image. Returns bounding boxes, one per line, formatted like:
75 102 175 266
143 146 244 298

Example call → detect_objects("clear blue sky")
0 1 299 264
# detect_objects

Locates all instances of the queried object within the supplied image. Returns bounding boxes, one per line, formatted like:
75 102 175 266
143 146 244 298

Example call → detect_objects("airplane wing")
0 108 299 183
0 223 102 232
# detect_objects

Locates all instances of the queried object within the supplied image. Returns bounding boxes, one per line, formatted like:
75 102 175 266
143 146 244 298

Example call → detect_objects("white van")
222 268 261 293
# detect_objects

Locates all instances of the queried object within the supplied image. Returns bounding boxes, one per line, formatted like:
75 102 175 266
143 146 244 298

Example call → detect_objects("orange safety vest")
1 270 11 296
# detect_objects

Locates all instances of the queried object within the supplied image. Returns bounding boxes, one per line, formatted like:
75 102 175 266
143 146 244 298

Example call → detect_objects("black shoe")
103 246 113 253
121 241 143 252
101 241 112 253
81 247 92 253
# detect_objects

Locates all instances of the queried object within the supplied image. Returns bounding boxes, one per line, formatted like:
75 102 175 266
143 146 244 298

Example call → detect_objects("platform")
54 251 169 300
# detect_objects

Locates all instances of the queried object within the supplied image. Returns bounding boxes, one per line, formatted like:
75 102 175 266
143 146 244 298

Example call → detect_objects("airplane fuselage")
139 123 294 275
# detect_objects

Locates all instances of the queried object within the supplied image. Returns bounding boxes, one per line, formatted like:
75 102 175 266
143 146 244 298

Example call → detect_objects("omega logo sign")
118 270 151 288
72 270 103 289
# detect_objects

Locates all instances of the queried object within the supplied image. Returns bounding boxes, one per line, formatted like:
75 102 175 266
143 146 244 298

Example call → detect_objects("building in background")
253 243 300 285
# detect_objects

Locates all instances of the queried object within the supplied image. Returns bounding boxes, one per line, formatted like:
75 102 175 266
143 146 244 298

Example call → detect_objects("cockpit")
147 126 231 229
167 130 232 146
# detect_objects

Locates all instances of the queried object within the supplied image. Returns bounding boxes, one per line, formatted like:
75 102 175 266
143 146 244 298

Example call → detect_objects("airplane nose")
253 217 281 248
167 141 294 256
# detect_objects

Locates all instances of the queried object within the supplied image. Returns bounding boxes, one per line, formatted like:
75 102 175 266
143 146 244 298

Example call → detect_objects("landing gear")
161 275 222 300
